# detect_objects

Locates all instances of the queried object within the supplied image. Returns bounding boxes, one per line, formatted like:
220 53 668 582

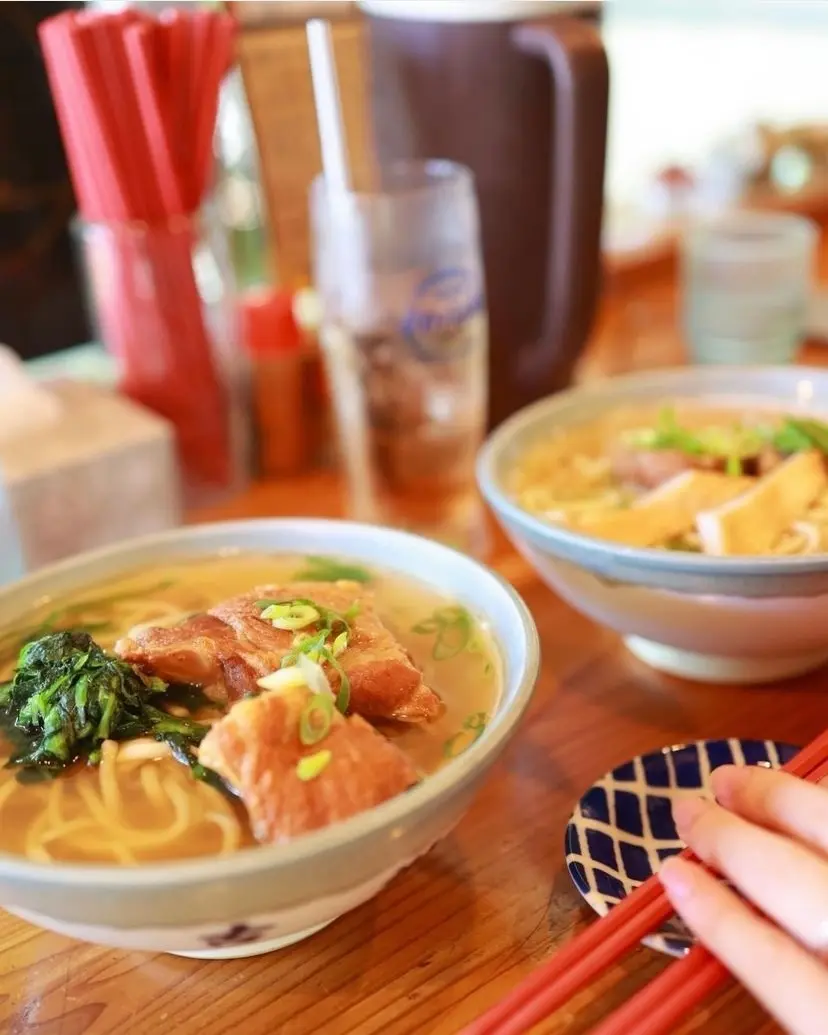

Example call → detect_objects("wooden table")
5 279 828 1035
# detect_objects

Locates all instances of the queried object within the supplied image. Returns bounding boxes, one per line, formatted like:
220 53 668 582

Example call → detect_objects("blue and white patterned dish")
565 738 799 957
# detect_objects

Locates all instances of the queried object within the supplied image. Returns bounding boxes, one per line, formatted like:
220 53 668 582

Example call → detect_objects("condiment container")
242 288 311 477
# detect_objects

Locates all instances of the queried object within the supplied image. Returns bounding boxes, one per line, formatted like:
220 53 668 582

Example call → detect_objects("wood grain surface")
6 258 828 1033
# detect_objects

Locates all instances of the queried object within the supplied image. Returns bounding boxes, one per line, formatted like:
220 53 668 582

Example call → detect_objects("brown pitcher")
361 0 609 427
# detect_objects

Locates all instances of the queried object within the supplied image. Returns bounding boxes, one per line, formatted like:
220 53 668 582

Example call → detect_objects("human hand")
659 764 828 1035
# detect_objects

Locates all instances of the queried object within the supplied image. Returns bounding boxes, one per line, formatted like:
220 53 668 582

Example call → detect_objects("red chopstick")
39 7 237 496
464 729 828 1035
588 750 828 1035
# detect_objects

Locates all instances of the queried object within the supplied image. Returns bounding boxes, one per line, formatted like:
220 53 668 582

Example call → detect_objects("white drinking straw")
306 18 376 523
306 19 351 195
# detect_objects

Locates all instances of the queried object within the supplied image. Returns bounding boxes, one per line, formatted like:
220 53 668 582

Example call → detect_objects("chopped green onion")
442 712 489 760
725 455 742 477
296 749 333 781
413 606 475 661
299 693 335 746
260 597 356 714
260 602 320 630
331 662 351 714
779 417 828 455
257 666 308 693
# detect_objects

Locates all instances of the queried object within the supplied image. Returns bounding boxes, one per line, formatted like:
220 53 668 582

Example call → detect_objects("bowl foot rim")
169 920 334 959
625 636 828 684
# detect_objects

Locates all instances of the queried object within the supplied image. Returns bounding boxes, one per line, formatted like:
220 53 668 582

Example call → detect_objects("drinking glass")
76 206 250 508
311 160 489 555
682 212 817 365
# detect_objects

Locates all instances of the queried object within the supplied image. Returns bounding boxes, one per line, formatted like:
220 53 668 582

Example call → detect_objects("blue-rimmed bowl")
0 520 539 959
478 367 828 683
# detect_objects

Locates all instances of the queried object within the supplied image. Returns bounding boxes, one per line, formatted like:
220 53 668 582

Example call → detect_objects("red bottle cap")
241 287 304 356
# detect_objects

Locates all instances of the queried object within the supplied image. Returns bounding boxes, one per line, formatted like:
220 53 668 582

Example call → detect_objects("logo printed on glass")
403 267 484 361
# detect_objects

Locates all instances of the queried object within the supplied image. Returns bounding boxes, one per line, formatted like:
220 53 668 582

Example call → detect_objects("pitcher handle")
511 17 609 388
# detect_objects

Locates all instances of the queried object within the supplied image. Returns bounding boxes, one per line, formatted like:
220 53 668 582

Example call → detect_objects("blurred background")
6 0 828 359
6 0 828 567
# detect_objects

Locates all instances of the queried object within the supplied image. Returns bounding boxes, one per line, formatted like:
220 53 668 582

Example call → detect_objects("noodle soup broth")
0 554 500 865
510 401 828 556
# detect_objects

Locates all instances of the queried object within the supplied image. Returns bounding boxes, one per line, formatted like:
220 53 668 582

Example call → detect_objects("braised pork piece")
116 580 443 723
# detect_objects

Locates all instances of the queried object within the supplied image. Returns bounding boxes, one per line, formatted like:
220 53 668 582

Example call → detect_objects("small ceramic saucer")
564 738 799 957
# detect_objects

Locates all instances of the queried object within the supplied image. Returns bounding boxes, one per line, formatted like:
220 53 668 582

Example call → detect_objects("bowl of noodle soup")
478 366 828 684
0 520 537 958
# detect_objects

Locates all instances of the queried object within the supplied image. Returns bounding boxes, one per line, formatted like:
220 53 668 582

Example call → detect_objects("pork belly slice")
115 614 262 702
198 686 419 844
610 444 723 491
116 580 441 723
210 581 442 723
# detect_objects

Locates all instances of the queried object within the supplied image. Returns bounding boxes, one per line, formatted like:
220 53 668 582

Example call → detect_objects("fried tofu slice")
696 450 828 556
210 581 442 723
117 581 442 723
572 470 754 548
198 686 419 844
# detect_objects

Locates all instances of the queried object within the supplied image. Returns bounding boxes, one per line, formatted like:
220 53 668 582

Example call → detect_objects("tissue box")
1 381 181 571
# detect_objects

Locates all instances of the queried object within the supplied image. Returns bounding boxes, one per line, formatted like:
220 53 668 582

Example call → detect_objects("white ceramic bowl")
0 520 538 959
478 366 828 684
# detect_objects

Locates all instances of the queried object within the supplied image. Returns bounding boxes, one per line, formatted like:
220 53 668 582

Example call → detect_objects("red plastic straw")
464 728 828 1035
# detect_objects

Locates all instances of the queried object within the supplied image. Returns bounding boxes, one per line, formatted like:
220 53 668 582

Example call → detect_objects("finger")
660 856 828 1035
673 796 828 952
712 765 828 855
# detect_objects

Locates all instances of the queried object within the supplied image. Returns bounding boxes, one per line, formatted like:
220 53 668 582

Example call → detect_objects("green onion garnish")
413 606 475 661
260 602 320 630
261 598 356 714
442 711 489 760
296 749 333 782
299 693 335 746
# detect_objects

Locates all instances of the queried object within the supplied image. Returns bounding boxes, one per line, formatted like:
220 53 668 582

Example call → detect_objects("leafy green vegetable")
771 420 814 454
412 606 475 661
293 556 372 584
0 631 210 781
775 417 828 456
626 408 765 463
257 597 354 713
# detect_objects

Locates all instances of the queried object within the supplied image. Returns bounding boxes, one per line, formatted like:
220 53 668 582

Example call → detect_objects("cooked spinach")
0 631 210 782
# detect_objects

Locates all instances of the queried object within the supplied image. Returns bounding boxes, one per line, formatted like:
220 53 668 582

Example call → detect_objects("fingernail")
659 856 695 902
710 765 741 803
672 796 709 833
